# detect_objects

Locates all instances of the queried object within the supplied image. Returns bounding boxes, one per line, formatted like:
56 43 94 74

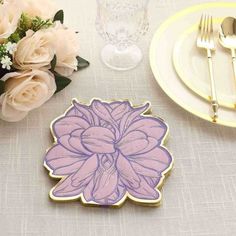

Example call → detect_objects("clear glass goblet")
96 0 149 71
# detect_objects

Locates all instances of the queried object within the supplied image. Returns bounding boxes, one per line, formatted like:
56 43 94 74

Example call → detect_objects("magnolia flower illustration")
44 99 173 206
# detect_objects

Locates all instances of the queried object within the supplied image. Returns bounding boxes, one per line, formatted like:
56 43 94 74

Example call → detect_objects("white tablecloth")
1 0 236 235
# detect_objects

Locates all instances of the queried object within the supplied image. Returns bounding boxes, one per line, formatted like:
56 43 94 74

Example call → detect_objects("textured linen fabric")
0 0 236 235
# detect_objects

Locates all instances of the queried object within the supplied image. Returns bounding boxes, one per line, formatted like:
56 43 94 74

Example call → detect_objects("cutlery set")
151 2 236 127
197 15 236 121
219 17 236 94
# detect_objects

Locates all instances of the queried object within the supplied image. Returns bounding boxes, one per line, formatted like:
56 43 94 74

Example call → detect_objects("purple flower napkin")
44 99 173 207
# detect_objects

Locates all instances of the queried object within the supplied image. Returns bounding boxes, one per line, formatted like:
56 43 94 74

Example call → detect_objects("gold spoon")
219 17 236 101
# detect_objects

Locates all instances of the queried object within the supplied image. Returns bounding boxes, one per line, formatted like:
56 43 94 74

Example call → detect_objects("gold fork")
197 15 219 121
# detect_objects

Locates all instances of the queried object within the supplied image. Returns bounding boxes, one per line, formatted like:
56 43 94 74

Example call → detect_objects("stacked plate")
150 2 236 127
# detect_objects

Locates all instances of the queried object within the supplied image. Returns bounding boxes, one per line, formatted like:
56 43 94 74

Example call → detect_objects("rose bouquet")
0 0 89 122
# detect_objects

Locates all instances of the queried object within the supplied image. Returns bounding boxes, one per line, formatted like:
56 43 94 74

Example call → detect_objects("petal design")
69 130 93 155
95 183 126 205
52 175 84 198
58 134 91 155
130 162 160 178
82 178 95 202
83 180 126 205
127 176 160 200
53 161 85 176
58 135 78 153
65 106 84 117
72 154 98 188
91 100 117 127
124 117 167 143
72 101 95 125
111 102 131 121
66 104 100 126
105 183 125 204
51 155 98 198
116 153 140 189
92 166 118 201
109 101 123 109
89 110 100 126
118 130 157 156
81 127 116 154
129 147 172 174
53 116 90 138
144 176 161 188
119 103 149 135
45 144 86 176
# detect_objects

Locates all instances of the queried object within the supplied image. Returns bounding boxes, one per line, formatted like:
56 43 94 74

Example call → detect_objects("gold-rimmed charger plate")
150 2 236 127
173 18 236 109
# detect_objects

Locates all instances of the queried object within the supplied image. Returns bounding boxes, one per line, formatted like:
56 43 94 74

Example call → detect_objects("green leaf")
50 55 57 71
53 10 64 24
7 13 53 43
7 32 21 43
76 56 90 71
54 73 71 93
0 80 5 95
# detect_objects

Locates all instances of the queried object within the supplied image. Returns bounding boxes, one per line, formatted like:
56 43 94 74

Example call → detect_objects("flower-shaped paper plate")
44 99 173 207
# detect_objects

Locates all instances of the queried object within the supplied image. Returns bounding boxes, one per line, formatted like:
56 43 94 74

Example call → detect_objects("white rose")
13 30 55 70
23 0 59 20
0 70 56 122
52 22 79 77
0 0 23 43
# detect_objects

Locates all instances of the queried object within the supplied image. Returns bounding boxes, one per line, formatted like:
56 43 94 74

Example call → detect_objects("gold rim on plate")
149 2 236 128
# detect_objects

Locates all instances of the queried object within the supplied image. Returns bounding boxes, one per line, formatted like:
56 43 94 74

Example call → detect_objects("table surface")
1 0 236 235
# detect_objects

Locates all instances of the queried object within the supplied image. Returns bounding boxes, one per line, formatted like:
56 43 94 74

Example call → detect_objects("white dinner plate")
150 2 236 127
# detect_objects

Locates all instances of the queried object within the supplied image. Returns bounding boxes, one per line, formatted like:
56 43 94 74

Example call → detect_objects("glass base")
101 44 143 71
